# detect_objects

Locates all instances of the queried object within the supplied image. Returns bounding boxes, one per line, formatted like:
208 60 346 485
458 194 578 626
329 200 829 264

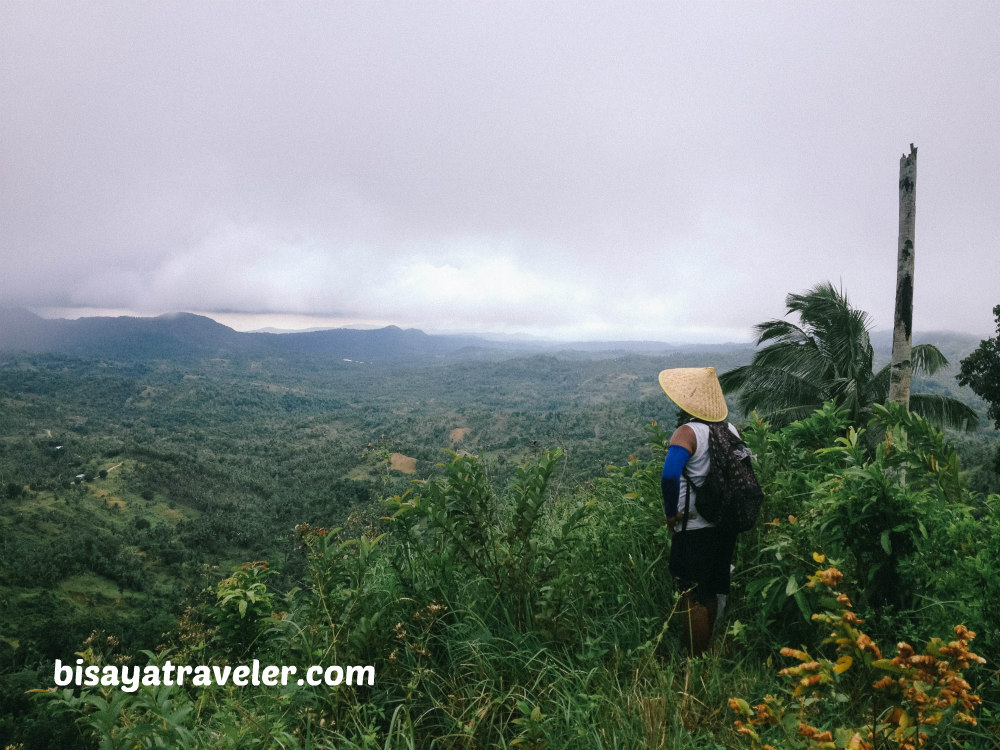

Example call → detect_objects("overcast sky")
2 1 998 342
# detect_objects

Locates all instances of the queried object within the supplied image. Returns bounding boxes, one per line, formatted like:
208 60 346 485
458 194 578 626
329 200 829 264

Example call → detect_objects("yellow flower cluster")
729 561 986 750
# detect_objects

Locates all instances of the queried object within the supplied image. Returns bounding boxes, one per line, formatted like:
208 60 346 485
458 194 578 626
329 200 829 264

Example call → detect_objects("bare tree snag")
889 144 917 407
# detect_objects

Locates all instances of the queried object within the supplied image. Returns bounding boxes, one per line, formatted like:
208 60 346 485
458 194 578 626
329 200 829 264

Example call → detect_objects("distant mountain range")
0 308 983 365
0 308 757 364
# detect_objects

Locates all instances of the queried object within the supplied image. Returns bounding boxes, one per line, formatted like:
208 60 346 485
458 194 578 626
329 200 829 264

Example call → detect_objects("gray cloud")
2 1 998 341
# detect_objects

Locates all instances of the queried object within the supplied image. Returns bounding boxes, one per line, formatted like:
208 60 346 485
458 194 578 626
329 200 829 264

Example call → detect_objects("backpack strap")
679 418 705 533
680 466 692 533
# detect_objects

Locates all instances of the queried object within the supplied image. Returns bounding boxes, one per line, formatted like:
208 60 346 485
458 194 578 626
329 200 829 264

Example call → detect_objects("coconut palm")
720 282 978 429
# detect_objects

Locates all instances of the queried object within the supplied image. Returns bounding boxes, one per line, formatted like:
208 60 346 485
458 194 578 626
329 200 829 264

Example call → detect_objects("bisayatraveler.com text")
54 658 374 692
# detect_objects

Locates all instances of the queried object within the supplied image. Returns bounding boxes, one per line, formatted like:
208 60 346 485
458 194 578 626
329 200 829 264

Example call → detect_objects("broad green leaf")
785 575 798 596
793 589 811 622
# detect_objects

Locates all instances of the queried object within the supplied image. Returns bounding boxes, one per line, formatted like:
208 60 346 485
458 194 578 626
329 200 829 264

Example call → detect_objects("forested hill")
0 308 755 363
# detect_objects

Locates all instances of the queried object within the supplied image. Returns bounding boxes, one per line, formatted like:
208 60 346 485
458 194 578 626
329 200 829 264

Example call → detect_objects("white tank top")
679 420 741 531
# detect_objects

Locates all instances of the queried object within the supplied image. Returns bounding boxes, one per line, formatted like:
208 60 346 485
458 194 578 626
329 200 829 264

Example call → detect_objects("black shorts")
669 526 738 605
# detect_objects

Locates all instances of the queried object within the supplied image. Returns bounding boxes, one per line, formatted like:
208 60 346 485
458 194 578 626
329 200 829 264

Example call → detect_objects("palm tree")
719 282 978 429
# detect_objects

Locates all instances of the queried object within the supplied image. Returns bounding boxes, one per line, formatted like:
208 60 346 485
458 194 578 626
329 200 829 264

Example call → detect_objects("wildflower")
954 624 975 641
797 723 831 741
754 703 778 726
780 647 811 662
818 567 844 587
856 633 881 659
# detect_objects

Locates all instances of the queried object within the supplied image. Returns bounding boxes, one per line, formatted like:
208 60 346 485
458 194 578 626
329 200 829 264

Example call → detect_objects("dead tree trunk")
889 144 917 407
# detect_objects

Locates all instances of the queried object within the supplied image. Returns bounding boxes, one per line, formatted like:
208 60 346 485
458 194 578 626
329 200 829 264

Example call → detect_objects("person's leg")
701 528 737 636
705 596 718 632
671 529 716 656
681 592 712 656
713 594 727 635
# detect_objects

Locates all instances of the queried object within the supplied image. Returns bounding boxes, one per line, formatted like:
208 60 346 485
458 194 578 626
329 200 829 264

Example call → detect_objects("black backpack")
682 421 763 533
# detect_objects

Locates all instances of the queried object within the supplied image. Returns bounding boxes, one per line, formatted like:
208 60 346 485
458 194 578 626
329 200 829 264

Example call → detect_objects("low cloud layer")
3 2 998 341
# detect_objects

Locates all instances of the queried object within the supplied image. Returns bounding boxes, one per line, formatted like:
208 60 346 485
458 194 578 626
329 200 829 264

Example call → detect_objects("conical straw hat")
657 367 728 422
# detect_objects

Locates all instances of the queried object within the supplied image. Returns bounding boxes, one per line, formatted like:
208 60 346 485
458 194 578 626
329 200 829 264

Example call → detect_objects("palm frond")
718 365 751 394
911 344 950 376
754 319 812 347
787 283 873 342
730 366 824 427
731 282 973 431
908 393 979 431
867 364 892 404
752 340 830 384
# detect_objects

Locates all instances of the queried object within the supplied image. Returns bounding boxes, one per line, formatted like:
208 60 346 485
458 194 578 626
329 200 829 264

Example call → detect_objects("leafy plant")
958 303 1000 430
721 282 977 430
211 561 276 657
730 564 986 750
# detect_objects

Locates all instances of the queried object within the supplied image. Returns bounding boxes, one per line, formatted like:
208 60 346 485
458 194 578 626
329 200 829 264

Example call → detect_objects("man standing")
658 367 739 656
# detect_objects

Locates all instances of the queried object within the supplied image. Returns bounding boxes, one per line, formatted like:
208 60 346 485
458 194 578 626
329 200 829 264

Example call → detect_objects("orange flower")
954 624 975 641
856 633 881 659
753 703 778 726
780 647 811 662
818 567 844 587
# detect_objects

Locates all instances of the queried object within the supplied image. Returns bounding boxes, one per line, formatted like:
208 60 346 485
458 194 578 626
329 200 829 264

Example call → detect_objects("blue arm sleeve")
661 445 691 517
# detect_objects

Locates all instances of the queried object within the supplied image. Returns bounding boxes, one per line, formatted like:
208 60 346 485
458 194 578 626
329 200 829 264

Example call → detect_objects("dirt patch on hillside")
449 427 472 443
390 453 417 474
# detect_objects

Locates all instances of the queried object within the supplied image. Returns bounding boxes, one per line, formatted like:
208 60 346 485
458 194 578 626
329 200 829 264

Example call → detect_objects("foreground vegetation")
2 328 998 748
0 347 732 746
26 401 1000 749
